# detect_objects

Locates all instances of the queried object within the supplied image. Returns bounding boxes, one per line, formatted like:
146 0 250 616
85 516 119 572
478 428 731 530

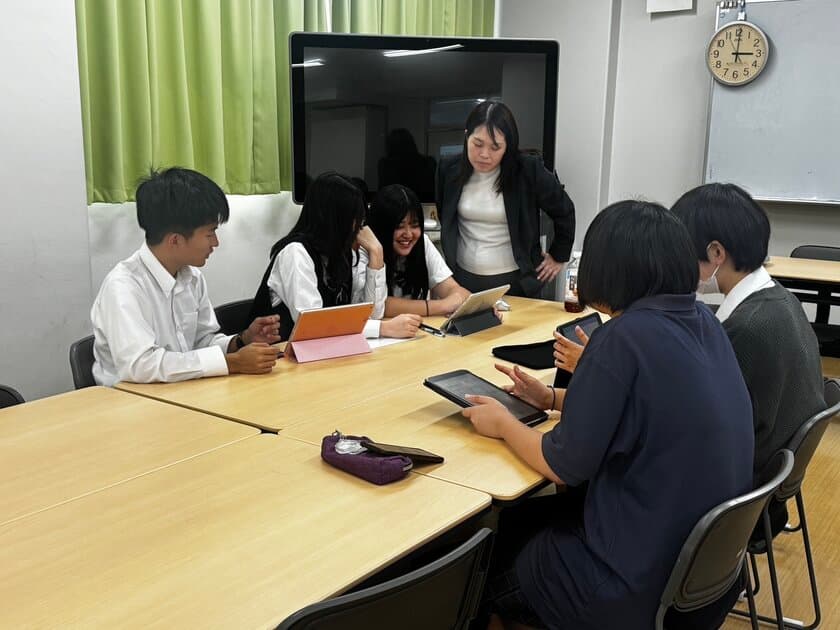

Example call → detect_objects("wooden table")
117 296 585 432
767 256 840 324
0 386 258 526
0 435 490 629
285 354 559 502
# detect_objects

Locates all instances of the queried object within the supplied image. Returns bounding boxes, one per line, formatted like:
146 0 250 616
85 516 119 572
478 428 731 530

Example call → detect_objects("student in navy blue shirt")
463 201 755 630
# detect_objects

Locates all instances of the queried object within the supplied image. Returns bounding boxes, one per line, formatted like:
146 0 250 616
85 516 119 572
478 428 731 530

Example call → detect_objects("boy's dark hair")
136 167 229 245
368 184 429 299
457 100 521 195
671 182 770 272
271 171 365 297
578 201 699 312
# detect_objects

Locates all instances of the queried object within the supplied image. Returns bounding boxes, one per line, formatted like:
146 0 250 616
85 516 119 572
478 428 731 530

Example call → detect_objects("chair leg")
743 558 760 630
750 551 761 596
795 493 821 630
762 510 786 630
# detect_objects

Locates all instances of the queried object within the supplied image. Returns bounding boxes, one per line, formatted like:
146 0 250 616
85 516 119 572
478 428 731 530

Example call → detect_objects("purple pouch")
321 433 412 485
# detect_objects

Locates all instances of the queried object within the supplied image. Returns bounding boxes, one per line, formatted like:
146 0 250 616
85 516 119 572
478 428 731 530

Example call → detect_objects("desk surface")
767 256 840 283
0 386 257 526
0 435 490 629
117 296 582 433
285 357 559 502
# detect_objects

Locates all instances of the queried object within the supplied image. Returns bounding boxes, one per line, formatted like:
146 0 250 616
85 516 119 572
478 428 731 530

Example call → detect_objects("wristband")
548 385 556 411
234 334 246 350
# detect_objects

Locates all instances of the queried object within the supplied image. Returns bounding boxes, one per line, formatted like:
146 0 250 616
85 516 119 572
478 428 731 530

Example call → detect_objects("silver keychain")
333 430 367 455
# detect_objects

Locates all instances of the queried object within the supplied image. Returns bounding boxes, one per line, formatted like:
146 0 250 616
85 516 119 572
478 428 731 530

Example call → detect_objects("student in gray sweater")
672 183 826 533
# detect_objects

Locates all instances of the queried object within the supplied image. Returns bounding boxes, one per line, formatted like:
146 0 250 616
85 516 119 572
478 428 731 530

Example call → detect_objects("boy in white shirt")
91 168 280 385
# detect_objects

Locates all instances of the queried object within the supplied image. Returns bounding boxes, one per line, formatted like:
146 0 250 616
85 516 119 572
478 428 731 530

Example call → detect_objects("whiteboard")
704 0 840 204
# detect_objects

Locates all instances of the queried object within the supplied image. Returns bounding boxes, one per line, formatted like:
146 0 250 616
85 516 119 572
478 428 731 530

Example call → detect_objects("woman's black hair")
271 171 365 300
368 184 429 299
456 100 521 194
136 167 229 245
670 182 770 272
578 201 699 312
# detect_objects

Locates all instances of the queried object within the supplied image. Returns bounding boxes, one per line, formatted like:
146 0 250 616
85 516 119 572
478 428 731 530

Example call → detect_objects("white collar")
139 242 178 296
716 266 775 322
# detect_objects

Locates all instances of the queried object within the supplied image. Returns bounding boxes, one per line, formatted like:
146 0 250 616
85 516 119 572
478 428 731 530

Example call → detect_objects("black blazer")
435 153 576 298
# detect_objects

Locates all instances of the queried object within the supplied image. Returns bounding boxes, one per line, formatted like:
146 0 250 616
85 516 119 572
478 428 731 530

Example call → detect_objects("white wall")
0 5 92 401
499 0 840 256
498 0 620 247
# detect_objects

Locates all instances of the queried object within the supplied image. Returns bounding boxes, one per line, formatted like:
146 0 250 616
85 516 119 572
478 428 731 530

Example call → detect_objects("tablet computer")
440 284 510 333
423 369 548 427
287 302 374 342
556 312 602 342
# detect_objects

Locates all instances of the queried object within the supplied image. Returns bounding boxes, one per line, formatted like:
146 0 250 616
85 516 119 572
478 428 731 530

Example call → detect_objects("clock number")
753 38 761 47
732 70 739 80
748 30 753 39
723 68 730 77
715 60 722 69
736 27 743 37
743 68 749 77
726 31 733 40
752 60 758 68
756 49 763 58
712 49 720 59
717 39 725 48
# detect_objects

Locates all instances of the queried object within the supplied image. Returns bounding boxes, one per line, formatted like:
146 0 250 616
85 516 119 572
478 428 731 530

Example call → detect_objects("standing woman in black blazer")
436 100 576 298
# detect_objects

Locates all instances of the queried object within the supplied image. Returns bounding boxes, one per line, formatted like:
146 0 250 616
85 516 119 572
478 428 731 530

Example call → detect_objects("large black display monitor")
290 33 559 204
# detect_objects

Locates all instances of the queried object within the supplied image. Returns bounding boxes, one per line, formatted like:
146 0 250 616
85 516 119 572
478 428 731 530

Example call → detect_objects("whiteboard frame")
702 0 840 206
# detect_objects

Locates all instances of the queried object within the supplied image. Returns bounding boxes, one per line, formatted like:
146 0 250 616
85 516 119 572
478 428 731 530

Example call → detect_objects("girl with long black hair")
367 184 469 317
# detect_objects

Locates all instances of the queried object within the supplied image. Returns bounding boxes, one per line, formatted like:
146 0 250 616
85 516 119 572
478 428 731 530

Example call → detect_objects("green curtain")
75 0 494 203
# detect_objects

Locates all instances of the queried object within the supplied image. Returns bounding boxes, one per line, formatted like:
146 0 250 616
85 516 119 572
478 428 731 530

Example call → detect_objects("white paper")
367 336 420 350
647 0 693 13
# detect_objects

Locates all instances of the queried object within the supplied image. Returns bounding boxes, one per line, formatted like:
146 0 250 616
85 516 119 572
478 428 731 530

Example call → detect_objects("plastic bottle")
563 251 583 313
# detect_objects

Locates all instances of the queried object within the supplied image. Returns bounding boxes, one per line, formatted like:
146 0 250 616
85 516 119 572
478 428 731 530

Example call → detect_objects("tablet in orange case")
285 302 374 363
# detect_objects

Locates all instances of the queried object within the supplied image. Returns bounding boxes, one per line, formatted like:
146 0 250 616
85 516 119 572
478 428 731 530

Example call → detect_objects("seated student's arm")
267 243 325 320
383 278 469 317
94 276 231 384
464 353 629 487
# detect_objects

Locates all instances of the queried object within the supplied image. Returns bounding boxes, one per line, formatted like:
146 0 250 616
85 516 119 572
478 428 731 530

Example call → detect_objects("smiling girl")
367 184 469 317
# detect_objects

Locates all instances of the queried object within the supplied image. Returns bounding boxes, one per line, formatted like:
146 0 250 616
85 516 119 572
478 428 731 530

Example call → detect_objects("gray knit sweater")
723 282 826 476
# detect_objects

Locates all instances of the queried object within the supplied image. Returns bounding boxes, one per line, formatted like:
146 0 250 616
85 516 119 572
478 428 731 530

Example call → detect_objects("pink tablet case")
287 333 371 363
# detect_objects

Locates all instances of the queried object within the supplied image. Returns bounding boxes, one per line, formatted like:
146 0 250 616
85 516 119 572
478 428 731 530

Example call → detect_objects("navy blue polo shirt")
516 294 754 630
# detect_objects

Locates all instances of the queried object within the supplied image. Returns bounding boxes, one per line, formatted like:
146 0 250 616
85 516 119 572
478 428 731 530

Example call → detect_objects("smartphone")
359 440 444 464
556 312 602 343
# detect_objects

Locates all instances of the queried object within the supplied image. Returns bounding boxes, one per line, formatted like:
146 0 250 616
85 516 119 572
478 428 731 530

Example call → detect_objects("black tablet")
423 369 548 427
557 312 602 342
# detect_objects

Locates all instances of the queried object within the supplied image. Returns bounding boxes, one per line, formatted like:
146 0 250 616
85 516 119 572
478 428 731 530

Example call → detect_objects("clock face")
707 21 769 86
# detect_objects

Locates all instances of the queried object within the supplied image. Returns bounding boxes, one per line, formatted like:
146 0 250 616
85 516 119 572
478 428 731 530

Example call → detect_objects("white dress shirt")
392 235 454 298
91 243 233 386
716 266 776 322
268 243 386 337
456 166 518 275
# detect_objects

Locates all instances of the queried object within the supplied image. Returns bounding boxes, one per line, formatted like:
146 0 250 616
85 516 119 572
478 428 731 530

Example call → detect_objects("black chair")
655 450 795 630
69 335 96 389
0 384 25 408
276 528 493 630
790 245 840 356
732 378 840 630
214 298 254 335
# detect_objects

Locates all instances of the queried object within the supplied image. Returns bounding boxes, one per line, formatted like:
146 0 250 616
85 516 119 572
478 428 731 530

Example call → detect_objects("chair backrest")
214 298 254 335
777 378 840 501
659 450 794 615
790 245 840 262
69 335 96 389
276 528 494 630
0 384 25 409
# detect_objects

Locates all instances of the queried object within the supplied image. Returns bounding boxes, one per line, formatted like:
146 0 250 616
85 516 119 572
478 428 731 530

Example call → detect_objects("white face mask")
697 244 721 294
